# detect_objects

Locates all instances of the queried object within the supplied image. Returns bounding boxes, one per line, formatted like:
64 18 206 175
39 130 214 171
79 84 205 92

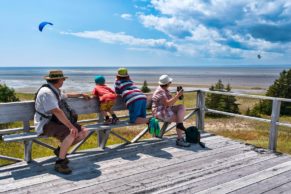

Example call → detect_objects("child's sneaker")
176 138 191 147
104 118 112 125
111 117 119 124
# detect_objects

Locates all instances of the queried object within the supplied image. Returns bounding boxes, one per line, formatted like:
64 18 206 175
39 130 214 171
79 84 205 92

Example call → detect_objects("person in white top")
34 70 90 174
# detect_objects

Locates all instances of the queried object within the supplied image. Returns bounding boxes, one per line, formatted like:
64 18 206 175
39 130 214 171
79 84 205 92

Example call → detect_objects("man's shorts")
43 121 82 142
128 99 147 123
100 100 115 111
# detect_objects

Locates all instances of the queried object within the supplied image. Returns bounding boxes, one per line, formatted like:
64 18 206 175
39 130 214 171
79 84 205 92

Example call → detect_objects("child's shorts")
128 99 147 123
100 100 115 111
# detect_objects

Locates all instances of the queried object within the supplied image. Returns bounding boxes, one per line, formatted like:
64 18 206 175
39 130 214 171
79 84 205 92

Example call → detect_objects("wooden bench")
0 93 199 163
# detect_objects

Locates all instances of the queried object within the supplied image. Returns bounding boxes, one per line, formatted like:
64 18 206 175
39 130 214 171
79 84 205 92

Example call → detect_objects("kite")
39 21 53 32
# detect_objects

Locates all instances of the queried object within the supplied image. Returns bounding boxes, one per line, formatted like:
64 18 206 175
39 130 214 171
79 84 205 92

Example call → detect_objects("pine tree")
141 80 151 93
206 80 240 117
252 69 291 115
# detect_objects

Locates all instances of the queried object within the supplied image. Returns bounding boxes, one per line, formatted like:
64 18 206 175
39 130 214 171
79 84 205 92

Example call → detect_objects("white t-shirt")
34 84 67 135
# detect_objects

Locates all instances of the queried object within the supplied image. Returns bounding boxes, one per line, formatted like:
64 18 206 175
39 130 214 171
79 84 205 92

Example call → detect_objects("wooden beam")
269 100 281 151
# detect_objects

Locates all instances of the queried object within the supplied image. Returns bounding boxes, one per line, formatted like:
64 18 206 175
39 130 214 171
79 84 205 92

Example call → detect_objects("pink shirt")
151 86 174 121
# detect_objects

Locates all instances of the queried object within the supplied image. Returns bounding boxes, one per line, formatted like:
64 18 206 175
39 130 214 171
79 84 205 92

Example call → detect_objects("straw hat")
44 70 68 80
117 68 129 77
159 75 173 85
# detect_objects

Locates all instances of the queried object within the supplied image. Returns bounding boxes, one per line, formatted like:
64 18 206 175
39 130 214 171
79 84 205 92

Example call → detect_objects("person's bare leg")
168 107 185 139
72 127 88 145
109 110 115 116
135 117 149 124
101 111 108 119
176 105 186 123
59 134 75 159
168 115 183 139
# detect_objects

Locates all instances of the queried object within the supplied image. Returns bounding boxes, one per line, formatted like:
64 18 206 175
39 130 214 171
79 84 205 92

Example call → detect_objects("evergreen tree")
141 80 151 93
206 80 240 117
251 69 291 115
0 84 19 102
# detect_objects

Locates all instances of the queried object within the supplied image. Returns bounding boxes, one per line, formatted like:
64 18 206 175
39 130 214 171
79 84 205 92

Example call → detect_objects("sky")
0 0 291 67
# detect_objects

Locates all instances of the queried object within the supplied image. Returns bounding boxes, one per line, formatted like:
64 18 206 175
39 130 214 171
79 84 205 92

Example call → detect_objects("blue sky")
1 0 291 67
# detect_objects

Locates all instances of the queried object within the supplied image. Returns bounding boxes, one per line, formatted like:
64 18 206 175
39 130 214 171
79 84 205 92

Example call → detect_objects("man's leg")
59 133 75 159
72 127 88 145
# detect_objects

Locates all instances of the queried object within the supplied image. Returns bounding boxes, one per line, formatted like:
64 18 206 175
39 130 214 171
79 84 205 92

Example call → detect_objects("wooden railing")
195 90 291 152
1 89 291 164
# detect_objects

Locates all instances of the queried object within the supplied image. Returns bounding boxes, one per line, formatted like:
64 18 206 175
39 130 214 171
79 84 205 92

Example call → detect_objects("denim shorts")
128 99 147 123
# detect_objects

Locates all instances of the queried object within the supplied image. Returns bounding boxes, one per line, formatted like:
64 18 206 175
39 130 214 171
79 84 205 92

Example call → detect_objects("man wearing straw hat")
34 70 90 174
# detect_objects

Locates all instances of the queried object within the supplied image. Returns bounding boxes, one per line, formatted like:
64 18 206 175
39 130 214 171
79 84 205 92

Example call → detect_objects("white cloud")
139 14 195 38
121 13 133 20
63 30 177 52
136 0 291 59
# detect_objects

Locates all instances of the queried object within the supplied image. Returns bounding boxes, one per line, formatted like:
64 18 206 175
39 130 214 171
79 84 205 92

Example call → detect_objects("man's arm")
66 93 90 99
51 108 78 137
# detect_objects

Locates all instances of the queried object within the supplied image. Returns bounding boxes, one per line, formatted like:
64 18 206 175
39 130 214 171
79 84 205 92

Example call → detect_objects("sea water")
0 65 290 94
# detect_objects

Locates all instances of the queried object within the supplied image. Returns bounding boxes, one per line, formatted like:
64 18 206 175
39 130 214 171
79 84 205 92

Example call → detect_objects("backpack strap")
34 84 60 118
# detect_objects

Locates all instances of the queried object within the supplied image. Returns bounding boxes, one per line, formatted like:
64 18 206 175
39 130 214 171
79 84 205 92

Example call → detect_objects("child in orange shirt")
92 75 119 124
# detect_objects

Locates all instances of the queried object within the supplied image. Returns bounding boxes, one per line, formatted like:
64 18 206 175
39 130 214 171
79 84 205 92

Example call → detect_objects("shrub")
141 80 151 93
0 84 19 103
0 84 19 129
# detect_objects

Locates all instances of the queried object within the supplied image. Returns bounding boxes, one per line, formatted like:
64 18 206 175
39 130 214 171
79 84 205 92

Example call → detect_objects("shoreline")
14 82 267 95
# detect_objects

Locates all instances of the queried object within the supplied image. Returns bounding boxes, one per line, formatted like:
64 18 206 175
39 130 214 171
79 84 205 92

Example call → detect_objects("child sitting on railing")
92 75 119 124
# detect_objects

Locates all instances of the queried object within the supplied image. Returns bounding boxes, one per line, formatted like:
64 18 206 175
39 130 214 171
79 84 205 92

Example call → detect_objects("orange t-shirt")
92 85 117 102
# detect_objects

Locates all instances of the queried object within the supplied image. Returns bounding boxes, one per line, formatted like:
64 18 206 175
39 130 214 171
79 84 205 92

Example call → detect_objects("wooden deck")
1 133 291 194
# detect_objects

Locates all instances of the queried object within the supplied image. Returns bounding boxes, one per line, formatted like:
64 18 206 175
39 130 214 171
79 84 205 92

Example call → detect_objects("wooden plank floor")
1 133 291 194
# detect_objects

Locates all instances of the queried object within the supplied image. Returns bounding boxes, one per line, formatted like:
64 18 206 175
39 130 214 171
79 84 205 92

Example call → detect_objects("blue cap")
94 75 105 84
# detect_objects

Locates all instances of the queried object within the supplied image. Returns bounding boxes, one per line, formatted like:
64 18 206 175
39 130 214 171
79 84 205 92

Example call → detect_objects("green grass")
16 93 34 101
1 91 291 167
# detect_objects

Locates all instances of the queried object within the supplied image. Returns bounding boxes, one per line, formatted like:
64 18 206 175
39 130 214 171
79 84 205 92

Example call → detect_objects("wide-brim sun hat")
44 70 68 80
159 74 173 85
117 67 129 77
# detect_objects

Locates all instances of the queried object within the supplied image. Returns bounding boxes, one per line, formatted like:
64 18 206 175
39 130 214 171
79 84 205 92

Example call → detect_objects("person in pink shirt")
92 75 119 124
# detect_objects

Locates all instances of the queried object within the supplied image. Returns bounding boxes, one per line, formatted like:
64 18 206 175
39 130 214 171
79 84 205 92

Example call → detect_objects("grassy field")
1 91 291 166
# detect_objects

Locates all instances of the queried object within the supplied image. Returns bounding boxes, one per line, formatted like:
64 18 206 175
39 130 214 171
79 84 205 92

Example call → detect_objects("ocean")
0 65 290 94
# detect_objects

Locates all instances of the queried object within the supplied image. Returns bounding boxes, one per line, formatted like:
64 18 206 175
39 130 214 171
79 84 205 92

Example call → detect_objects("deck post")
269 100 281 151
97 112 105 147
196 90 205 131
23 120 32 162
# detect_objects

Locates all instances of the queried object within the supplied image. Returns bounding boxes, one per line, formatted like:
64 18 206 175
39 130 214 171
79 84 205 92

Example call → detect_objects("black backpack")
185 126 205 148
34 84 78 124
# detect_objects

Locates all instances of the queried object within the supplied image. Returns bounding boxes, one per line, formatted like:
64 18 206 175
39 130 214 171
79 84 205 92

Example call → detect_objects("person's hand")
176 89 184 98
70 126 78 138
81 93 90 100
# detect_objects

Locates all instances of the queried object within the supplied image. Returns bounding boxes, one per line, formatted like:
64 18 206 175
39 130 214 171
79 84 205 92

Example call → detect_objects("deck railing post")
269 100 281 151
196 90 205 131
97 112 104 147
23 120 32 162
